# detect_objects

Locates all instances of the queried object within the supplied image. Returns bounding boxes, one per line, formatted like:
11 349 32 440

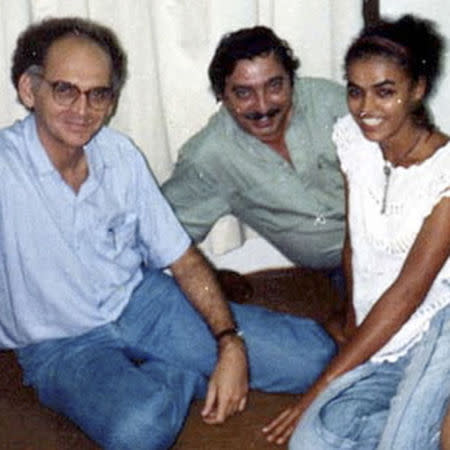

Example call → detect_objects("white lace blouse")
333 115 450 362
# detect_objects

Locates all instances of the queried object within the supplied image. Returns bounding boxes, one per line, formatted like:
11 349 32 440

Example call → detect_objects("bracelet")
214 327 243 342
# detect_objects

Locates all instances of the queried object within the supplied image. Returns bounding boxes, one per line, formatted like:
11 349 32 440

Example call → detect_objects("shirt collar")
24 114 56 177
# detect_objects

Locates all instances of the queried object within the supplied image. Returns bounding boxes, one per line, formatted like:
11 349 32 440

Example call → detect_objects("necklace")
380 130 429 214
381 162 392 214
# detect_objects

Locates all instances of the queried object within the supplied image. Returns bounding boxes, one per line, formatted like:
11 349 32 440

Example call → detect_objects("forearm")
310 283 425 395
342 234 356 334
264 195 450 444
170 245 237 336
261 287 417 444
336 196 450 365
171 245 249 423
341 180 356 335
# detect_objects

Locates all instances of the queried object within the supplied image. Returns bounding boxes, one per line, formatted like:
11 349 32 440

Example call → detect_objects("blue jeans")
16 269 336 450
289 305 450 450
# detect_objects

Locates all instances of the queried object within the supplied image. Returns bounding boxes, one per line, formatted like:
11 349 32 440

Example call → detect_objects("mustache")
243 108 281 121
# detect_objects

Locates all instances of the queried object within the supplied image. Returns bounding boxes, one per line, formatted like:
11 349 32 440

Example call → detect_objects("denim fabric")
289 305 450 450
17 269 336 450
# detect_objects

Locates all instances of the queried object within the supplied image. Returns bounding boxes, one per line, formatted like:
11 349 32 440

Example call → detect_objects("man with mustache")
163 26 348 287
0 18 339 449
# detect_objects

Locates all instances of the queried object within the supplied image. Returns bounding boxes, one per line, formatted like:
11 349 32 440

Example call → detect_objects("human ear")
105 100 116 118
412 76 427 102
17 72 37 110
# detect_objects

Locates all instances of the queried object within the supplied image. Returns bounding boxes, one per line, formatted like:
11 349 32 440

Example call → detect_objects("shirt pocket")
94 212 139 259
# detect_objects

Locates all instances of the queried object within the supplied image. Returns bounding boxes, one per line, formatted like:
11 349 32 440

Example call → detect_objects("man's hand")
170 246 250 424
202 336 249 424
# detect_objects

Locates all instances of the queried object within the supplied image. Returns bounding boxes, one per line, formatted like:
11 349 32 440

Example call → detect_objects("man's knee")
290 320 337 388
105 416 180 450
101 393 188 450
309 321 337 363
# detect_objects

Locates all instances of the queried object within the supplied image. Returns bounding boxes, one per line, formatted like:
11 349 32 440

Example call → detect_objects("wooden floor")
0 268 345 449
1 267 448 449
174 268 340 449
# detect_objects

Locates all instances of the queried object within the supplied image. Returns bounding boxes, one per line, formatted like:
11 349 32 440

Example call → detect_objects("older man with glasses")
0 17 336 450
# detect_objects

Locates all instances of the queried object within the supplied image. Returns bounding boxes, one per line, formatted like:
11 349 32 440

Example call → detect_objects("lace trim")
334 115 450 188
335 115 450 362
335 115 450 254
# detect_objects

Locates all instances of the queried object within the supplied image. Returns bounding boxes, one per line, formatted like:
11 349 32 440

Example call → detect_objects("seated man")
162 26 348 274
0 17 336 449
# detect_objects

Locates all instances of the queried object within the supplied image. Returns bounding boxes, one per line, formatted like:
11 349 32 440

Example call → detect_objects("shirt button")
314 215 326 226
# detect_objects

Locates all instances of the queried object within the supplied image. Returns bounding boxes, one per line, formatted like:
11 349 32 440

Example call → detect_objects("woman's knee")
288 403 347 450
289 385 387 450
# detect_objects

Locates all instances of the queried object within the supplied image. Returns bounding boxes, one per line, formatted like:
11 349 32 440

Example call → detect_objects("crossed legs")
17 269 336 449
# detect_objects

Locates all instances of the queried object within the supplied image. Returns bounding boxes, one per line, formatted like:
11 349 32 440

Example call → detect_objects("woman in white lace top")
263 15 450 449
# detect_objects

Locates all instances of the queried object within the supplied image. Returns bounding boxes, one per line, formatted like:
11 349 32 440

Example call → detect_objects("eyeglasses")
36 75 115 110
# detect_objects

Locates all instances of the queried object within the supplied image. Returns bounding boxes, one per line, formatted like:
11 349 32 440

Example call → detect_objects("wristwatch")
214 326 244 342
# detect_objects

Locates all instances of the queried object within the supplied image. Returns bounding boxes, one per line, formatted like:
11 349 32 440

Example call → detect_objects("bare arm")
264 194 450 444
326 194 450 380
324 179 356 344
342 180 356 338
170 245 249 424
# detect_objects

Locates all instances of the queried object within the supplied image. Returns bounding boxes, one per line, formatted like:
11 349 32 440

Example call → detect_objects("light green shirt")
162 77 348 269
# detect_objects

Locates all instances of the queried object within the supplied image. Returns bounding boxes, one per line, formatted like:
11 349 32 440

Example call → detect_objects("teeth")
361 117 382 126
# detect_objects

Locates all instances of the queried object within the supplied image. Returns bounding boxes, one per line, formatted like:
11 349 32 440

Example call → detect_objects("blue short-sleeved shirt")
0 114 190 348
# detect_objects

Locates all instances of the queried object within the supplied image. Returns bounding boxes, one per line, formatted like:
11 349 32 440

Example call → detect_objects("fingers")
238 395 247 412
210 390 229 424
272 424 296 446
201 380 248 424
203 392 248 424
262 407 299 445
202 343 249 425
201 383 217 420
262 407 292 434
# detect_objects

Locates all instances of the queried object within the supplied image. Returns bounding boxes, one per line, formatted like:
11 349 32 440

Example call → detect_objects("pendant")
381 163 391 214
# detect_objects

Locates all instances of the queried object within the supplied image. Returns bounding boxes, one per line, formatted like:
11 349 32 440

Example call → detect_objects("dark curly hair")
208 26 300 101
345 14 445 128
11 17 127 93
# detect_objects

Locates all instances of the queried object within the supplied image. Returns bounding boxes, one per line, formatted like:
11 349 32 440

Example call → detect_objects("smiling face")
18 35 114 159
346 55 425 148
221 52 293 145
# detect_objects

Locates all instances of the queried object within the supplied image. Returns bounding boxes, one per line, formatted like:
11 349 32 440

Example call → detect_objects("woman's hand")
262 390 318 445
